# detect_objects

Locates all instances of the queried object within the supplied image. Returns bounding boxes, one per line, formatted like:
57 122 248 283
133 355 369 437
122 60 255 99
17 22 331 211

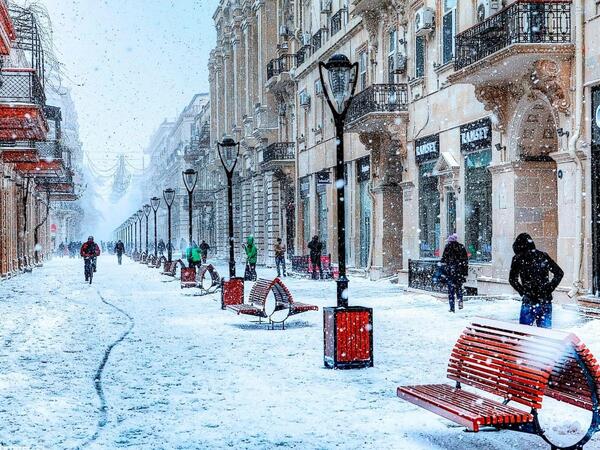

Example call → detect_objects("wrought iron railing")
267 53 297 80
312 28 326 51
36 140 61 160
330 9 345 36
262 142 295 164
0 69 45 105
346 84 409 124
455 1 572 71
296 45 311 66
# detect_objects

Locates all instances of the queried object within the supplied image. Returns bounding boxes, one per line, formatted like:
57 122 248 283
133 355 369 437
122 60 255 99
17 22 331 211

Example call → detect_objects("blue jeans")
519 301 552 328
275 255 286 277
448 283 463 312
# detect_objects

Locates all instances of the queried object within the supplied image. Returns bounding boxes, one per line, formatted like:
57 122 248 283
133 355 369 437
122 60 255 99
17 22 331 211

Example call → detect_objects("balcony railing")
346 84 409 124
36 140 61 160
330 9 345 36
262 142 295 164
0 68 45 104
312 28 326 51
266 53 297 80
296 45 312 66
455 1 572 71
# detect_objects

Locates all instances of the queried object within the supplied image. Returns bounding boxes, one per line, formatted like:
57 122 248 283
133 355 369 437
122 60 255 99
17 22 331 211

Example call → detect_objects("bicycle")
84 256 96 284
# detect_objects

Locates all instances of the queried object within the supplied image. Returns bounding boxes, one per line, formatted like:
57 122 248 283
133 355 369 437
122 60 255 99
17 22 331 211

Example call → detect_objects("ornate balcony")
346 84 409 132
330 9 345 36
0 140 38 163
15 141 65 176
295 45 312 67
0 68 48 140
266 53 296 93
261 142 295 170
449 1 572 85
312 28 327 52
37 171 75 199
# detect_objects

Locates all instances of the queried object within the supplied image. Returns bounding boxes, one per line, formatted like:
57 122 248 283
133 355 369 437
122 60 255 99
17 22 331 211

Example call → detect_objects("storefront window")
419 162 440 258
446 191 456 235
317 189 328 253
303 197 311 250
358 157 371 268
464 149 492 261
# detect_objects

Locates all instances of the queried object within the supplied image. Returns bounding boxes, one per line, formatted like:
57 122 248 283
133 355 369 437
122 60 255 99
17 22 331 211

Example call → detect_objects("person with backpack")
440 233 469 313
307 235 323 280
274 237 286 277
114 240 125 265
186 241 202 269
157 239 166 256
243 236 258 281
509 233 564 328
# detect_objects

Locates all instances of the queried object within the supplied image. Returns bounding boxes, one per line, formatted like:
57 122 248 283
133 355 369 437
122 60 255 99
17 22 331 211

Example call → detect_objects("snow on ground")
1 255 599 449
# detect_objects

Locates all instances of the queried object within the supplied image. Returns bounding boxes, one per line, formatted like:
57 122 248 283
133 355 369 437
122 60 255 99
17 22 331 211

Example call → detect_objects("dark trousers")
275 255 286 277
117 254 122 265
448 282 463 312
246 263 257 281
311 258 322 279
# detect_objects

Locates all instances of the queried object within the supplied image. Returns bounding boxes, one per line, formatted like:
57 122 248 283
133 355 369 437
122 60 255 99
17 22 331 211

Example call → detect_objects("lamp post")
217 137 240 278
151 196 160 257
136 209 144 257
163 188 176 262
143 203 151 255
133 215 138 254
217 136 244 309
319 54 373 369
182 168 198 246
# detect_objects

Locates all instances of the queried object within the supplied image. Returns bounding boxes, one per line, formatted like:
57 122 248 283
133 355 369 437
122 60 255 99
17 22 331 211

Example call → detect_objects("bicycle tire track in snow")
79 289 134 448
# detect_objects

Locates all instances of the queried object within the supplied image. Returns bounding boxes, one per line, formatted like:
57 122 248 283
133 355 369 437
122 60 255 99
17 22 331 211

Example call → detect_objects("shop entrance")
592 87 600 295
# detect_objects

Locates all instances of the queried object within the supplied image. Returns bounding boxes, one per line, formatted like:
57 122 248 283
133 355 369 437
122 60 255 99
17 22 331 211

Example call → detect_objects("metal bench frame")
397 318 600 450
226 278 318 329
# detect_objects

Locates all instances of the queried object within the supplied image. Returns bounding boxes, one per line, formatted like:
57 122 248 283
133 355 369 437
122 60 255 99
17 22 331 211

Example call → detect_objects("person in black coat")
114 240 125 265
509 233 563 329
307 235 323 280
440 234 468 312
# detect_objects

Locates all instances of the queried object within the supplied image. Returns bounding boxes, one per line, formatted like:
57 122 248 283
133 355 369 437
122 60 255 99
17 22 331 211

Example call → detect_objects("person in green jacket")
243 235 258 281
186 241 202 269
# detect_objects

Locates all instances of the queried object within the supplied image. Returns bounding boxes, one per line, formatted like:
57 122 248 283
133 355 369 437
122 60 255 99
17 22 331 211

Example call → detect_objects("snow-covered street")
1 256 600 449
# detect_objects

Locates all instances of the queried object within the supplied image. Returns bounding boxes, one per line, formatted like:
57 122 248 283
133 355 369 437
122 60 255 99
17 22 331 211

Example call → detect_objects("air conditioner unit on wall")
415 7 435 37
477 0 501 22
321 0 332 14
303 32 312 46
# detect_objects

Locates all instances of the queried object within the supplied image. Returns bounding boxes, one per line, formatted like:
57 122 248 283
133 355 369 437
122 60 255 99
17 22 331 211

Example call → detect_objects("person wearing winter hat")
440 233 468 312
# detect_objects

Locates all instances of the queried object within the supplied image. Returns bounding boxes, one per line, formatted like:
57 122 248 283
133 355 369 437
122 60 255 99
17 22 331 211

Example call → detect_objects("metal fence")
346 84 409 124
455 1 571 71
263 142 295 164
0 70 45 104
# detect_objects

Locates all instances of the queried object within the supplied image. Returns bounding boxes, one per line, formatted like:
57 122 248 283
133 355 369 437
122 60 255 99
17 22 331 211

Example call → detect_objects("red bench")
197 264 221 294
397 318 600 449
226 278 318 329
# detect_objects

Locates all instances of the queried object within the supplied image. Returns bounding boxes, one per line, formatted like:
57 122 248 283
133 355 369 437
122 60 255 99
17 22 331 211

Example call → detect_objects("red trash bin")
323 306 373 369
221 277 244 309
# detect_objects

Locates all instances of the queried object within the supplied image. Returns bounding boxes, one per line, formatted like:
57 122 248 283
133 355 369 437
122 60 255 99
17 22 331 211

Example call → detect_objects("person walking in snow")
509 233 563 329
308 235 323 280
199 240 210 264
274 237 286 277
114 240 125 265
186 241 202 269
157 239 166 256
440 233 468 313
243 236 258 281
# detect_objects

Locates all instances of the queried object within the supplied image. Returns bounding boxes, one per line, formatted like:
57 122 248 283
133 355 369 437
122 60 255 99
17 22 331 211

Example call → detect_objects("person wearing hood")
440 233 469 313
509 233 563 328
243 236 258 281
307 235 323 280
186 241 202 269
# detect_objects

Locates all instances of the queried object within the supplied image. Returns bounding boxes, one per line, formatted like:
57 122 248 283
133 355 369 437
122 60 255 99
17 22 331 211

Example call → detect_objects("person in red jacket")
80 236 101 278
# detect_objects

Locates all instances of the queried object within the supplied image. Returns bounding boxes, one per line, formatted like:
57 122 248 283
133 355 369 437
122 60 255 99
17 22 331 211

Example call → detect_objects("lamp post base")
221 277 244 309
323 306 373 369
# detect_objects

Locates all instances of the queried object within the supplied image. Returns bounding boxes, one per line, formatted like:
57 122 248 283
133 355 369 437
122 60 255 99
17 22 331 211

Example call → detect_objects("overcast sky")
35 0 218 170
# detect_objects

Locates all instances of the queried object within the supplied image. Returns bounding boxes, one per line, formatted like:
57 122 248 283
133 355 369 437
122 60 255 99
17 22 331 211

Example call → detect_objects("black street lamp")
136 209 144 256
132 214 138 254
182 168 198 246
217 137 240 278
143 203 151 254
319 54 373 369
163 188 176 262
151 196 160 257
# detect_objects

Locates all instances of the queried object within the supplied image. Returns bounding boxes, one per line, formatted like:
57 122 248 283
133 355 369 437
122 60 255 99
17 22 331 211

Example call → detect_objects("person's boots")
458 299 464 310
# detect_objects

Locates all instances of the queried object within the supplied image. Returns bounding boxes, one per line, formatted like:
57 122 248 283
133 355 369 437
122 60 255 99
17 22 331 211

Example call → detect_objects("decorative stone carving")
530 59 571 114
359 130 404 187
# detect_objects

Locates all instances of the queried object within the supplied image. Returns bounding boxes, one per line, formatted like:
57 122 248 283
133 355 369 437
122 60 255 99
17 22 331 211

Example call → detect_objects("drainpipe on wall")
567 0 585 298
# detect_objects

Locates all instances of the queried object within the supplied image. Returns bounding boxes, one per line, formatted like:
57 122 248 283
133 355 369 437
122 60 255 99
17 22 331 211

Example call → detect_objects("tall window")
464 149 492 261
415 35 425 78
418 162 440 258
442 0 456 65
387 29 397 83
358 50 368 91
317 184 328 253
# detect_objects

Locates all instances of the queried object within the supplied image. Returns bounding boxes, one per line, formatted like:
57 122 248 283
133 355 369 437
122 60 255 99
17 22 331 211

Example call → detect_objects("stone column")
252 174 266 264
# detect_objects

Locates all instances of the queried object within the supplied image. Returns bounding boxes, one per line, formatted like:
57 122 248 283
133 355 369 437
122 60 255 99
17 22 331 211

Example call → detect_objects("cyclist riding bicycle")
80 236 101 281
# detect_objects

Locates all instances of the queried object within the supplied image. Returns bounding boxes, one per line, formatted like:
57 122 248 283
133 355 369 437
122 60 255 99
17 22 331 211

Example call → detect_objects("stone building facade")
204 0 598 302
